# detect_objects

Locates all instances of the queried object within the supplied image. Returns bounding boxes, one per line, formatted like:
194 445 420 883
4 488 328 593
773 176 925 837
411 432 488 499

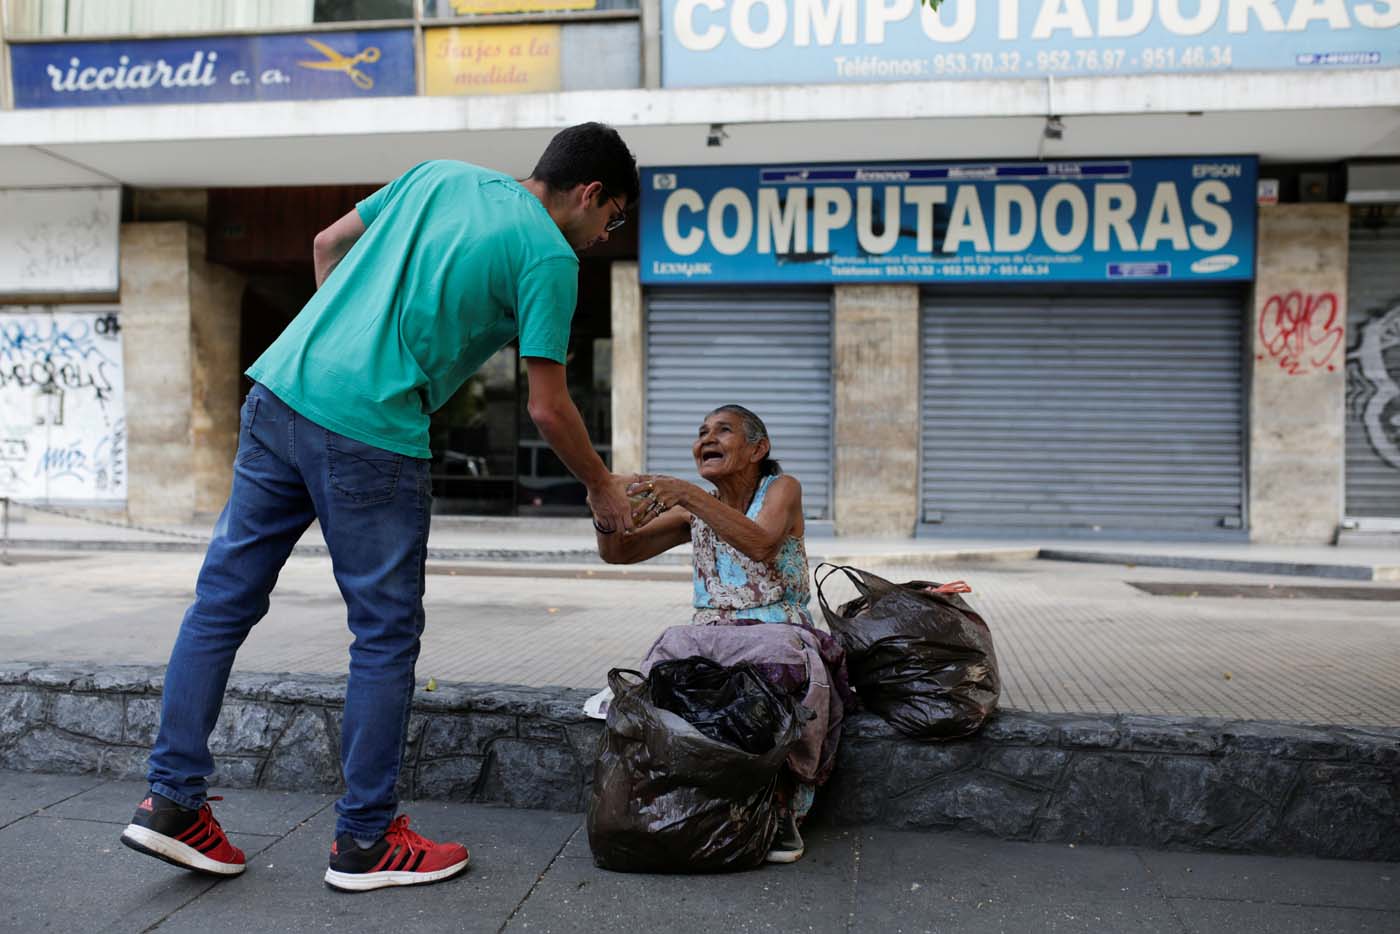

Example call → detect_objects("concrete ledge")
823 549 1040 567
1038 548 1400 582
1 664 1396 861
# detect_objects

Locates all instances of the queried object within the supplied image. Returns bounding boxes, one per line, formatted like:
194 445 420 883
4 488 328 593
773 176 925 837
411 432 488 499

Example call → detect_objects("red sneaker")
120 793 246 877
323 815 469 892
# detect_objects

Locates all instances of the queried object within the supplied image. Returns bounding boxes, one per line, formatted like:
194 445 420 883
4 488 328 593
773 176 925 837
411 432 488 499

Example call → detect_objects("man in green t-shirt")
121 123 639 892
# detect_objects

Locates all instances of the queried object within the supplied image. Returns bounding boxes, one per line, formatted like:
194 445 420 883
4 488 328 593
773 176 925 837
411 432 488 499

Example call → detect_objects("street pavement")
3 516 1399 929
3 546 1398 725
2 770 1396 934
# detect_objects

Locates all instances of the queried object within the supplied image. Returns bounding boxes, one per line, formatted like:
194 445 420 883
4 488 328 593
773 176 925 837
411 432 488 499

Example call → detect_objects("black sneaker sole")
121 824 246 877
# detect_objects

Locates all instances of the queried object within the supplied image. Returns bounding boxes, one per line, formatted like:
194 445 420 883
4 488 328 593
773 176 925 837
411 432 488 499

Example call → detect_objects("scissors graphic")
297 38 381 90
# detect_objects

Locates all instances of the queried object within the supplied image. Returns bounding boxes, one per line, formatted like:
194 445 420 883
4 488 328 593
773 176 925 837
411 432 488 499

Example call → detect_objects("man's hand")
587 473 636 534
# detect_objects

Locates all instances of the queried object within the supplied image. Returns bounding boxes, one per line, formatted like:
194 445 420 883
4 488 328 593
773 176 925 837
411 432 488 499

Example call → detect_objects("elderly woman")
591 404 848 864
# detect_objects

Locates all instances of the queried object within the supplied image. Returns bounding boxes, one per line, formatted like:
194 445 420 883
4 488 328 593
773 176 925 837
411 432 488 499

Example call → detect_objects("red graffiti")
1257 291 1343 375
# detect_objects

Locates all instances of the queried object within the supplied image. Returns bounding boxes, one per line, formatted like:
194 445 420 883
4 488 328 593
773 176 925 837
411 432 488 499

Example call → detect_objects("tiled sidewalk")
3 549 1398 726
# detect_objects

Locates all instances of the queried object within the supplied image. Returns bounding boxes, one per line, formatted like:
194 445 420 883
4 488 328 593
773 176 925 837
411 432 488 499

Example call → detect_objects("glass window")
429 346 519 516
5 0 413 38
420 0 638 18
314 0 415 22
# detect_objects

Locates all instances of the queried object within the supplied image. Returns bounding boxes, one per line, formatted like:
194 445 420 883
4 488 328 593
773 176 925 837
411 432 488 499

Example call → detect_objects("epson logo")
854 169 911 182
1193 163 1243 179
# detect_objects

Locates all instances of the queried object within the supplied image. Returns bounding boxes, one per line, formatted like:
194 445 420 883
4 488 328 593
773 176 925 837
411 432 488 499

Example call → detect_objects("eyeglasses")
604 196 627 233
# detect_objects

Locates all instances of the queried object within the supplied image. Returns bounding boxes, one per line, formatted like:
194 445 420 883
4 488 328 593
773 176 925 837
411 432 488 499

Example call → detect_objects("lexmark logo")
653 261 712 277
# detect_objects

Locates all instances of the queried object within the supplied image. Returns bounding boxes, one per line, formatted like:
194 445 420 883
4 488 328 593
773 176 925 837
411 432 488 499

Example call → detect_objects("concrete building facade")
1 0 1397 542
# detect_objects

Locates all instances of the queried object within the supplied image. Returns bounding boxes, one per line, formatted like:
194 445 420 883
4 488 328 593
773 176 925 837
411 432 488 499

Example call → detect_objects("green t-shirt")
247 160 578 459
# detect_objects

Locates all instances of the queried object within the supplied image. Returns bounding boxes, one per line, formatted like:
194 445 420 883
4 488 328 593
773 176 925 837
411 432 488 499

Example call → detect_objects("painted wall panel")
0 306 127 503
0 188 120 295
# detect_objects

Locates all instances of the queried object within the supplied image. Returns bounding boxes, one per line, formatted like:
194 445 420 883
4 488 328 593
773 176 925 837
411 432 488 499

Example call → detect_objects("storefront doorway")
216 184 620 518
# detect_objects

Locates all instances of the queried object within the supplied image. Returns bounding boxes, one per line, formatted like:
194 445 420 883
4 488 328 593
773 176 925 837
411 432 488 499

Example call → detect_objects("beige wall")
609 261 644 476
832 285 920 537
188 234 244 514
121 222 243 522
1248 204 1350 543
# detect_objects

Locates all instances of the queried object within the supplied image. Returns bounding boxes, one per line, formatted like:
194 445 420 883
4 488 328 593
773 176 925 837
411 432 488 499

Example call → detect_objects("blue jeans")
147 382 431 839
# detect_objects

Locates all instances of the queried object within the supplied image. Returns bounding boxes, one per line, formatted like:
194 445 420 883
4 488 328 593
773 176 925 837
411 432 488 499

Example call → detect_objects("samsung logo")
1190 254 1240 274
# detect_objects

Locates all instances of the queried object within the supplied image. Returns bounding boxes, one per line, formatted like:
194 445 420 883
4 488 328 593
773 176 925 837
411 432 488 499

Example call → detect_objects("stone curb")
2 663 1396 861
1038 548 1400 582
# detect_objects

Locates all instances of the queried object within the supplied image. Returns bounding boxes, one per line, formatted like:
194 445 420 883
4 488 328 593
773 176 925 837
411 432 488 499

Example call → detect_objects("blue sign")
10 29 416 108
662 0 1398 87
640 157 1257 285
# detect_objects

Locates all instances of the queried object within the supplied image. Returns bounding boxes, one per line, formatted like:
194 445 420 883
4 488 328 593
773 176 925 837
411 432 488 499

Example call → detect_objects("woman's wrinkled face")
692 412 764 479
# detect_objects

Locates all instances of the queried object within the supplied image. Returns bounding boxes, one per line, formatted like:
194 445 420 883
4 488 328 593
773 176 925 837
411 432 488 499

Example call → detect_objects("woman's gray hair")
707 404 782 476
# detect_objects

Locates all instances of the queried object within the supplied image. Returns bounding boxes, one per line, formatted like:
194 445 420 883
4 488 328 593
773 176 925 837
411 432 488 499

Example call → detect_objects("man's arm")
524 356 634 532
313 209 367 287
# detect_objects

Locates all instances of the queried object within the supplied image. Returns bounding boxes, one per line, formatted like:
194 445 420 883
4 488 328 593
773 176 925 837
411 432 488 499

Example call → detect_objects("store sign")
661 0 1399 87
640 157 1257 284
424 25 562 96
1 307 127 504
9 29 415 108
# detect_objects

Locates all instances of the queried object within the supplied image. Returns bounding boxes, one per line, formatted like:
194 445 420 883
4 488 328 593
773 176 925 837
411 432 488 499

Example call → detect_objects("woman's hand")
627 474 695 530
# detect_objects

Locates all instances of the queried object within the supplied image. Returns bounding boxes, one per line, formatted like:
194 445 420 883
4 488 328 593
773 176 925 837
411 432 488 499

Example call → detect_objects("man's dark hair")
530 122 640 207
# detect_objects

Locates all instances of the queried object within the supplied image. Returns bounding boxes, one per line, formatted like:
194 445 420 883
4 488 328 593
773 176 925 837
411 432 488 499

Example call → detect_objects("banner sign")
640 156 1257 284
661 0 1399 87
10 29 415 108
424 25 562 96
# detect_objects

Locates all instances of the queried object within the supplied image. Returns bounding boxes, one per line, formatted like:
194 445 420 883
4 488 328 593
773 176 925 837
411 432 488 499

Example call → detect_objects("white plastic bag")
582 685 613 720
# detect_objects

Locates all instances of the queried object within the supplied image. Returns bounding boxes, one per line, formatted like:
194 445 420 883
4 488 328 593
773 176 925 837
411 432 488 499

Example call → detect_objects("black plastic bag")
815 564 999 740
587 661 802 873
647 657 790 755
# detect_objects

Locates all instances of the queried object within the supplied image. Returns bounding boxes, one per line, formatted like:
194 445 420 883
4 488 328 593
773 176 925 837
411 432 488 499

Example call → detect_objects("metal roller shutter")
645 289 833 519
1345 206 1400 519
920 293 1245 535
